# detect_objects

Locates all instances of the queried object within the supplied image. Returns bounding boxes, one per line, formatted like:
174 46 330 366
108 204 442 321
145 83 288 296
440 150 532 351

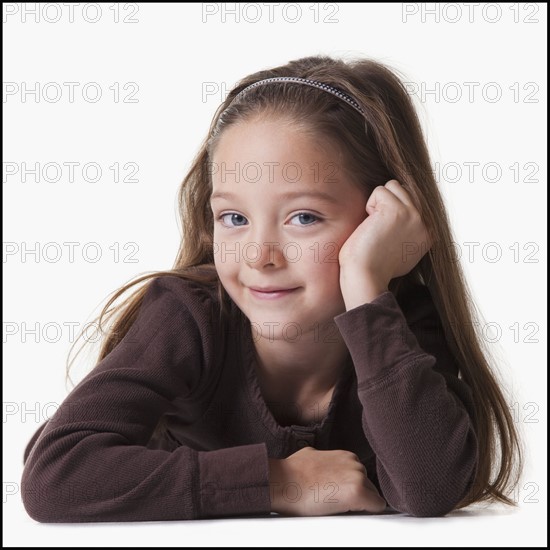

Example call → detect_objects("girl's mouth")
249 287 300 300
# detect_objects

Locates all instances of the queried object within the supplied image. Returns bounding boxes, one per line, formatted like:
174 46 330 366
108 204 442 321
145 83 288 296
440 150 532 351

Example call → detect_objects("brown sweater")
21 275 478 522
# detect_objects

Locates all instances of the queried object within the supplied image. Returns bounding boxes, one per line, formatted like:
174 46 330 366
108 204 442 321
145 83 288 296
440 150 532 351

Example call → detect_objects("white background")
3 2 547 547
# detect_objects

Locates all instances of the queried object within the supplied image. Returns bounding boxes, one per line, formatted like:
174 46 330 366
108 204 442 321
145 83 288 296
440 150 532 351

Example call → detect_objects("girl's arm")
333 284 479 517
21 277 271 522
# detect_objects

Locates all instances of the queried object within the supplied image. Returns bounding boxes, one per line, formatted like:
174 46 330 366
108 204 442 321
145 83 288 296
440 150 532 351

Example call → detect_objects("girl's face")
211 117 369 340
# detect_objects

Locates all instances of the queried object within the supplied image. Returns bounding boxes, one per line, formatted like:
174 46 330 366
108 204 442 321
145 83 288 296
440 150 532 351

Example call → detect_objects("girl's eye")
217 212 320 227
289 212 319 226
219 213 248 227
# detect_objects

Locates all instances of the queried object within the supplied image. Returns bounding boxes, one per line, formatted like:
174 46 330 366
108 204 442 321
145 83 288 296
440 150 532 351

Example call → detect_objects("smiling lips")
248 286 300 300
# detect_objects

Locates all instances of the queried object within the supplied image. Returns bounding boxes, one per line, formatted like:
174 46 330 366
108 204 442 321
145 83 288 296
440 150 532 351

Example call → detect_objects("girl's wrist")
339 267 389 310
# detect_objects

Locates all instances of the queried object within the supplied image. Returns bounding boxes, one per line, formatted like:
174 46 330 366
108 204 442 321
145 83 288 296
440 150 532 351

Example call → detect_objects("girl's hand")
268 447 387 516
338 180 432 308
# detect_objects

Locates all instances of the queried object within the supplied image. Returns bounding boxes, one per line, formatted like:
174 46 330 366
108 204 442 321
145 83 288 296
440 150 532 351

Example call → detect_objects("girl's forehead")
216 115 332 145
212 120 340 166
210 118 363 196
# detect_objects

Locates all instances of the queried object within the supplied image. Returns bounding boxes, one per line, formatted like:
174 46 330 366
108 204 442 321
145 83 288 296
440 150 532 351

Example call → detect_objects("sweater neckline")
238 312 354 437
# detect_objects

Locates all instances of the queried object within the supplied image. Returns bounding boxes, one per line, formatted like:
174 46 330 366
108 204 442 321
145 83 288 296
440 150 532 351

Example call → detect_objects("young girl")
21 55 523 522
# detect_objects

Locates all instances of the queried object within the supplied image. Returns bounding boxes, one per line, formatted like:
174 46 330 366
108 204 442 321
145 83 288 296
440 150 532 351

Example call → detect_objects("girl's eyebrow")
210 190 339 204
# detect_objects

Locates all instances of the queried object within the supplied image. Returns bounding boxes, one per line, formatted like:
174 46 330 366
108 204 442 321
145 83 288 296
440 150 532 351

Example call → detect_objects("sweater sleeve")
333 286 478 517
21 277 271 523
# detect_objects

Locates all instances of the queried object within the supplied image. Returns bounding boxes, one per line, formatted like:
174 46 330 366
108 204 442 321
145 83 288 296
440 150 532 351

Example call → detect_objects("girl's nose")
244 239 285 269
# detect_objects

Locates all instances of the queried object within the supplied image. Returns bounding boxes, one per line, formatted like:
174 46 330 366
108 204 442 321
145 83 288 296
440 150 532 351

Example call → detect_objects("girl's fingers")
385 179 413 203
358 485 387 513
366 180 411 215
384 179 414 207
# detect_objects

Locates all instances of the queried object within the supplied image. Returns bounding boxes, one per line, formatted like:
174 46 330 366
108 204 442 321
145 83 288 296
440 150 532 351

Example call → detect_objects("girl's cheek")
302 235 342 265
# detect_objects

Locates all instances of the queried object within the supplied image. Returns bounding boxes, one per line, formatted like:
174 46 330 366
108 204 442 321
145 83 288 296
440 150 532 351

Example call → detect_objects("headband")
231 77 365 117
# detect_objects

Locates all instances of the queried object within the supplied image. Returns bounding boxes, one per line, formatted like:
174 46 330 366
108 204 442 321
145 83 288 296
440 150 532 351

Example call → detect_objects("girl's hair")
67 55 523 510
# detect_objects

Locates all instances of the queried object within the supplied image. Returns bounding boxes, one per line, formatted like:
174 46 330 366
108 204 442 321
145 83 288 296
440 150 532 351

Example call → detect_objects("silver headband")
231 77 365 116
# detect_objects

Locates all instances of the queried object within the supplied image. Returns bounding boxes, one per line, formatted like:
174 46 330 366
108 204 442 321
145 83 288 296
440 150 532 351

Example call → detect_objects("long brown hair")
67 55 523 510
